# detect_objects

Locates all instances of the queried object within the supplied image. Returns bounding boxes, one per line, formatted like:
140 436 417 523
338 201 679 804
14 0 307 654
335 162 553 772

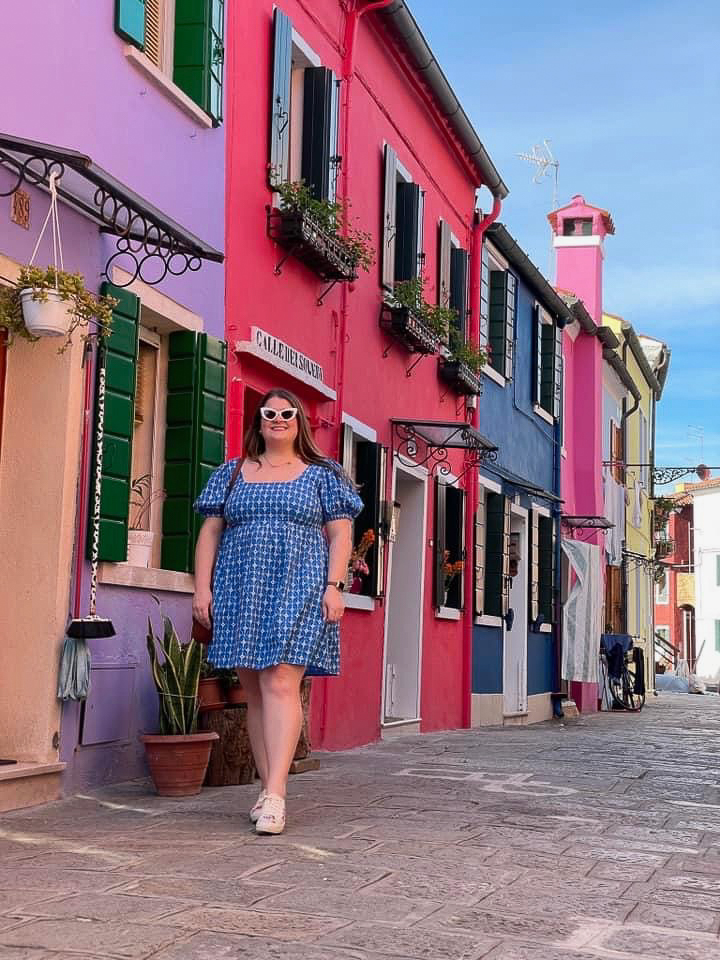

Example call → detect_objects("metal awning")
391 419 498 481
562 515 614 529
0 134 223 287
481 463 563 504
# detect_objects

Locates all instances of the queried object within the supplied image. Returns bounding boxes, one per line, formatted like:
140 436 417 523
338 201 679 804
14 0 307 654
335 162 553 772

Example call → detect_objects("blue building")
471 223 570 725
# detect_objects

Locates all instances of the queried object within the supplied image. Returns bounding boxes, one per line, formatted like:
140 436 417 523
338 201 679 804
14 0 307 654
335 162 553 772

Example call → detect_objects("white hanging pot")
19 288 72 338
127 529 155 568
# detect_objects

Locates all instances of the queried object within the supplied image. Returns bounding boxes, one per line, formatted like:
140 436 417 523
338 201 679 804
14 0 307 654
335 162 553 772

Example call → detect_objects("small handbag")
192 458 244 646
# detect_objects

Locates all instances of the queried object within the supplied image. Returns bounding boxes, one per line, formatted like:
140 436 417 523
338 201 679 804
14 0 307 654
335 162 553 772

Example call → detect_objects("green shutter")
504 272 516 380
479 242 490 346
395 182 421 282
434 478 447 608
553 323 563 420
302 67 336 202
173 0 225 124
89 285 140 562
538 514 554 623
474 485 486 616
533 306 542 405
269 7 293 185
484 492 505 617
540 321 555 413
450 248 468 340
115 0 145 49
162 332 227 572
445 486 465 610
529 509 539 623
489 270 508 377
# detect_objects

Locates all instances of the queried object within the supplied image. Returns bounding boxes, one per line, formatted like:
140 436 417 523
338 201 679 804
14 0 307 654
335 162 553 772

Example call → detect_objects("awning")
481 463 563 504
0 133 223 287
562 515 614 529
391 419 497 481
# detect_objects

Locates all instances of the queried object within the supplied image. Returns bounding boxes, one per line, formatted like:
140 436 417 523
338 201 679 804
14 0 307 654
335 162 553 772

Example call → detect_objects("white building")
692 480 720 680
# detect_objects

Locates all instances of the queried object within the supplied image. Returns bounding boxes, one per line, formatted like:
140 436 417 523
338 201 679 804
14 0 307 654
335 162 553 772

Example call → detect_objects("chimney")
548 194 615 324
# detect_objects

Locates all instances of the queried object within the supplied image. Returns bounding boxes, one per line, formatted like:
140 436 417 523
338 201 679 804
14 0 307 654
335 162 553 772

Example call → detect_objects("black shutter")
488 270 507 377
301 67 334 201
374 445 388 597
450 248 468 340
540 322 555 413
434 478 447 609
394 182 420 282
382 145 398 289
538 514 554 623
474 485 486 616
445 486 465 610
484 492 505 617
355 439 381 597
269 8 292 186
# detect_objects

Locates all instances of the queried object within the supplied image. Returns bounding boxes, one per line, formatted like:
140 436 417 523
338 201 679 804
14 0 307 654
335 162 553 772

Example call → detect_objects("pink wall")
227 2 483 748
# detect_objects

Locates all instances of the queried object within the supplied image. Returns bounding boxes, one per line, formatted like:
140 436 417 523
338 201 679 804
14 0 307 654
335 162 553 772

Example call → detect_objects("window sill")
344 593 376 612
124 46 214 129
98 563 195 594
533 404 555 426
483 365 506 388
475 614 503 627
436 606 462 621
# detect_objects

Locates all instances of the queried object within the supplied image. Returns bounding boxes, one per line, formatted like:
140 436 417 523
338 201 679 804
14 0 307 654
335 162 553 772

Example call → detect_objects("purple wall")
1 1 225 789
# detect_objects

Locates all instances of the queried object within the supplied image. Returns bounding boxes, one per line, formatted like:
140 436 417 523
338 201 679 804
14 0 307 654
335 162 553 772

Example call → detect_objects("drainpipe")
462 195 502 729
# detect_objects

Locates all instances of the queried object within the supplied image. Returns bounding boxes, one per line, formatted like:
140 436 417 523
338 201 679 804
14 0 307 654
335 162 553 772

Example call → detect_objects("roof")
377 3 508 199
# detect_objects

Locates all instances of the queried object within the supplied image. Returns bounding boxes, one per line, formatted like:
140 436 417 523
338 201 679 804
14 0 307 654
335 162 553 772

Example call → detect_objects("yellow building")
603 315 670 690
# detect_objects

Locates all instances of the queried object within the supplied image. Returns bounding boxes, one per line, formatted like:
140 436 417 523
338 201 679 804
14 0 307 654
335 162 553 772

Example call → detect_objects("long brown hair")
244 388 340 473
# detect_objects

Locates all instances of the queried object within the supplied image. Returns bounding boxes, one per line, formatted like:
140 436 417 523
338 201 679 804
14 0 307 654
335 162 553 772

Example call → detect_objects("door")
383 466 426 723
504 507 528 715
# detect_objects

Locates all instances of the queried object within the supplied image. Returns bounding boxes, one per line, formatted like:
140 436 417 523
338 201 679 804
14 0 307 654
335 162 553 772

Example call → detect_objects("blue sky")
410 0 720 472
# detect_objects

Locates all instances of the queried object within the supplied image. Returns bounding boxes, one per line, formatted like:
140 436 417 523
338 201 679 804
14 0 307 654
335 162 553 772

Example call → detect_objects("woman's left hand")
323 586 345 623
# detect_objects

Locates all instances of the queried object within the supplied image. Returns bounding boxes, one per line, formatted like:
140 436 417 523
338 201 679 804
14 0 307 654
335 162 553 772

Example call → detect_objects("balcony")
655 539 675 560
437 356 482 396
268 208 358 283
379 304 440 355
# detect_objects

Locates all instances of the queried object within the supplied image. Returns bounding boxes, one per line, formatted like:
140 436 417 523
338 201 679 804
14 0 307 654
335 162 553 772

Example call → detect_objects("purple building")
0 0 226 809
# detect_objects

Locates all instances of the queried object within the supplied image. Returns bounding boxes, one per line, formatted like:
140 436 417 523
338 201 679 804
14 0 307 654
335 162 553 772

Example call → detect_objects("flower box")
437 357 482 396
269 209 358 282
379 304 440 355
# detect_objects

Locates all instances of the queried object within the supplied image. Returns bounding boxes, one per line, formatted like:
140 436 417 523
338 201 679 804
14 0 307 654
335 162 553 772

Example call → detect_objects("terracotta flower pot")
198 677 226 713
226 683 247 706
141 732 219 796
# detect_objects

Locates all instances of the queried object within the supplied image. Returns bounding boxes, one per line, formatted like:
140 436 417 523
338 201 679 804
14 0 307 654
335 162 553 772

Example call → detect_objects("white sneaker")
255 793 286 835
249 789 267 824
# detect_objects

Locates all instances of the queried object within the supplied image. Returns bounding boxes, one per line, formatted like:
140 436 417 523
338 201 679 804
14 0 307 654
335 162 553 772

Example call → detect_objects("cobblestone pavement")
2 693 720 959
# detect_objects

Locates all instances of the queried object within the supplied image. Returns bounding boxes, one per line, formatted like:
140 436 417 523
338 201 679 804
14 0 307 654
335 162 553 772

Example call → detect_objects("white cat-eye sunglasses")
260 407 298 422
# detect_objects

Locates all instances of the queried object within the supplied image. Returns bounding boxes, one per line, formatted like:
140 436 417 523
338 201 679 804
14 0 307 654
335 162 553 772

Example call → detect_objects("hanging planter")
19 288 73 337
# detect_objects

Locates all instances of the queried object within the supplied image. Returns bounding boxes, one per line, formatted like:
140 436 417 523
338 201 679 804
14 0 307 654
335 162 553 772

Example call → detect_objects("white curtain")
561 540 603 683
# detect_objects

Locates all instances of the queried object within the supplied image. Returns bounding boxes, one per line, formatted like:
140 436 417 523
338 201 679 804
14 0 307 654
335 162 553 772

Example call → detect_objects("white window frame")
481 242 509 388
533 305 556 425
474 473 503 626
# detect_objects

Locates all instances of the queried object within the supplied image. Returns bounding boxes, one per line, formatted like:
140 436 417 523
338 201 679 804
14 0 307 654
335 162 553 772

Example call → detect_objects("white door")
383 466 426 723
504 508 528 715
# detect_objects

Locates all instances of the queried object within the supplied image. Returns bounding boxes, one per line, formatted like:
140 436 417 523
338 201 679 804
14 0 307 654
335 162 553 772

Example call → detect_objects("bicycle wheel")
621 663 645 712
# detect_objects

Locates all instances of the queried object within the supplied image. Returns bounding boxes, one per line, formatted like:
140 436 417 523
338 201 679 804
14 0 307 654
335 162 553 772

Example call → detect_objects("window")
480 491 510 618
115 0 225 124
655 571 668 604
93 283 227 572
434 479 465 610
382 145 424 290
610 421 625 483
533 305 563 419
488 268 516 380
529 509 555 626
638 410 649 490
605 564 623 633
340 423 387 598
270 9 339 200
562 218 592 236
438 221 469 341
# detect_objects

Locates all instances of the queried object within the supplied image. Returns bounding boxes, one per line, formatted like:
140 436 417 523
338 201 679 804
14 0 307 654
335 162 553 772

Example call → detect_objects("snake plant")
146 614 202 735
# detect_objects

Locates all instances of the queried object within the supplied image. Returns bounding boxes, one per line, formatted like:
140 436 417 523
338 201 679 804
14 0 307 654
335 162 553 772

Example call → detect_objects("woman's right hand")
192 589 213 628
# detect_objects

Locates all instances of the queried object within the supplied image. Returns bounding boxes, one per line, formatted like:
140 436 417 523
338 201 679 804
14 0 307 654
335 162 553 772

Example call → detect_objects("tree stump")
199 705 256 786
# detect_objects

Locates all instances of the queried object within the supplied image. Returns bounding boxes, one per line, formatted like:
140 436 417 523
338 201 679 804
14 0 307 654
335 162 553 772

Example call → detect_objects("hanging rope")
29 171 65 283
88 353 107 618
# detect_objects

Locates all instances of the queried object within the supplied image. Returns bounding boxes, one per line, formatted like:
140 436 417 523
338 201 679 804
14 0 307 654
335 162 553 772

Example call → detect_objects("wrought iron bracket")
392 420 497 480
317 279 341 305
603 460 719 486
405 354 426 377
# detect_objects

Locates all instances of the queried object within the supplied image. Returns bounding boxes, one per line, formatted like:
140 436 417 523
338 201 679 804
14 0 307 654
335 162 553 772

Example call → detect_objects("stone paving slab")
3 695 720 959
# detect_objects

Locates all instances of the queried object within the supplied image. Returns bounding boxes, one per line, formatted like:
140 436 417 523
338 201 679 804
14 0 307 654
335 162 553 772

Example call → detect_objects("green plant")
390 276 457 340
130 474 166 530
652 495 676 531
146 613 202 735
448 328 487 373
0 266 115 352
272 178 375 273
216 668 241 692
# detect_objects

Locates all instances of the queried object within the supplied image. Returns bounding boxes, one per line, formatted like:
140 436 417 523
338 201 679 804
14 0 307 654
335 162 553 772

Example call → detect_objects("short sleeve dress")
193 459 363 676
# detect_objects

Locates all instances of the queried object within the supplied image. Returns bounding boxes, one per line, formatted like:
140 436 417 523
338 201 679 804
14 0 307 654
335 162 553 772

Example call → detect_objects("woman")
192 389 363 835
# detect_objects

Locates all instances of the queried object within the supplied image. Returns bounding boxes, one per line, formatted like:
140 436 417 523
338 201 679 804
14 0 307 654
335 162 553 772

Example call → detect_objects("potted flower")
348 529 376 594
198 656 227 713
442 550 464 607
219 668 247 706
142 612 218 796
0 266 115 350
127 475 166 567
381 276 455 355
439 329 487 396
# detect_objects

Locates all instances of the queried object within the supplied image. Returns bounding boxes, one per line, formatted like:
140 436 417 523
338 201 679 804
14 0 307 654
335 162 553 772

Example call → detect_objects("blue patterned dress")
193 460 363 676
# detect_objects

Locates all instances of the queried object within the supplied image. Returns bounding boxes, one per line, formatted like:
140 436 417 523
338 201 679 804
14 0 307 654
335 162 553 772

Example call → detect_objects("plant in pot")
142 613 218 796
127 475 166 567
438 328 487 395
198 655 228 713
0 266 115 351
382 276 456 353
218 668 246 706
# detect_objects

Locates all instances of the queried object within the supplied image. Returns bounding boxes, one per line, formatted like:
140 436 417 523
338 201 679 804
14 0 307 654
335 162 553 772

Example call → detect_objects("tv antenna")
518 140 559 277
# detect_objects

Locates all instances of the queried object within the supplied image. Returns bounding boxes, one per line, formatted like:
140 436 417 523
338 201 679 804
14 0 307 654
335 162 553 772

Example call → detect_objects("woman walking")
192 389 362 835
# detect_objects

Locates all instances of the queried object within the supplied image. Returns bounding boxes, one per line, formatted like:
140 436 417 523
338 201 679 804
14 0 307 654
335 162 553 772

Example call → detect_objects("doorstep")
0 761 66 813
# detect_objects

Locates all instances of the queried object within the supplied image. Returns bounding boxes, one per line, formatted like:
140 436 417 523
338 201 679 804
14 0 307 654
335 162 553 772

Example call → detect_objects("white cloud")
604 263 720 315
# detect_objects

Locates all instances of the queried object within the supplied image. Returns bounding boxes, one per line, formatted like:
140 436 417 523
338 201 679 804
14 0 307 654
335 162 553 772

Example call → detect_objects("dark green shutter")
540 322 555 413
533 306 542 405
484 492 505 617
173 0 225 124
115 0 145 48
395 182 420 282
269 7 293 185
538 514 554 623
474 486 486 616
489 270 508 377
553 324 563 420
434 478 447 608
479 242 490 346
162 332 227 572
302 67 337 202
450 248 468 340
355 440 385 598
90 285 140 562
504 273 516 380
529 509 540 623
445 486 465 610
438 220 451 309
